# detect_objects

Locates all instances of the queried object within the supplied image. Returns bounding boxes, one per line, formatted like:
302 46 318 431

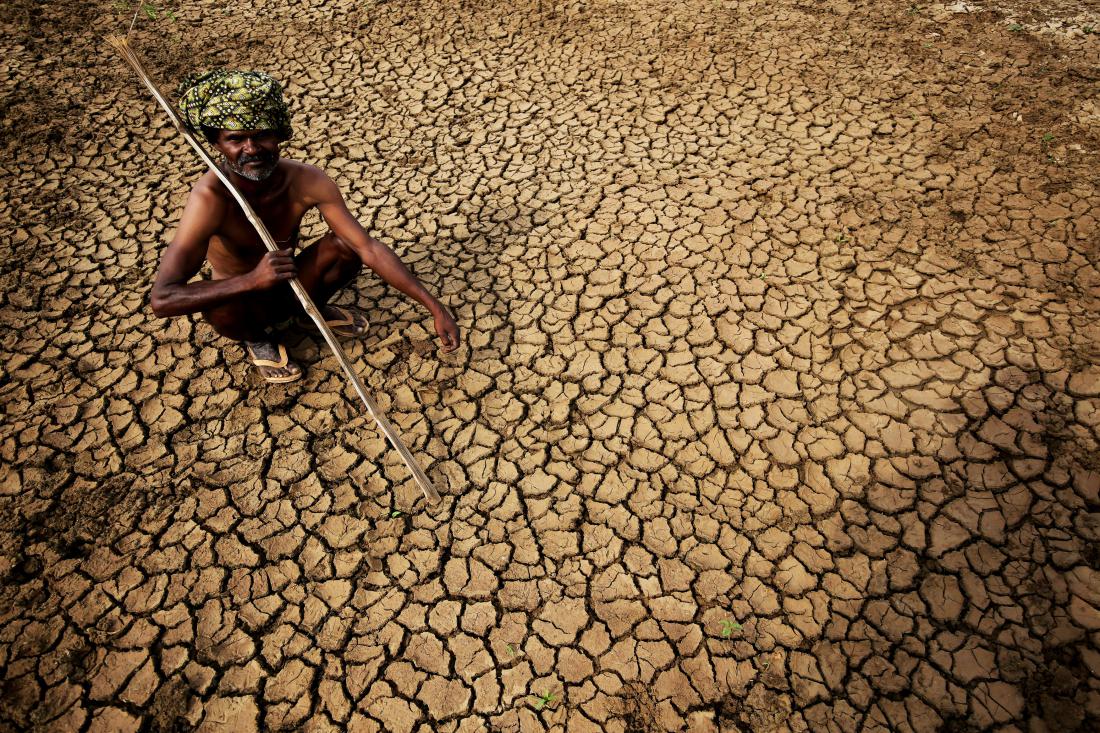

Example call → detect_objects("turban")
177 69 293 141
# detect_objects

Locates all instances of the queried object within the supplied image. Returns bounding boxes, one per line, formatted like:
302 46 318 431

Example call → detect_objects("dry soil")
1 0 1099 731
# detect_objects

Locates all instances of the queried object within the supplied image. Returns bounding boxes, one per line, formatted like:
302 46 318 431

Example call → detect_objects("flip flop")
244 342 302 383
319 306 369 338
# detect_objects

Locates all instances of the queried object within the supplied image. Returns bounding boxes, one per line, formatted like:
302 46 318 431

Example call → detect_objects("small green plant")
390 510 403 518
720 619 743 638
907 4 921 15
834 232 849 244
1041 132 1056 162
761 659 771 670
1084 25 1095 34
533 691 557 710
1008 23 1023 32
505 643 517 656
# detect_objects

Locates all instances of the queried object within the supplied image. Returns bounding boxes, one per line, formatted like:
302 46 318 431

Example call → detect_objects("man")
150 69 460 382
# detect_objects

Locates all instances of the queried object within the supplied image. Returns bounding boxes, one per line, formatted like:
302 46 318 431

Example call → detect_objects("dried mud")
2 0 1099 731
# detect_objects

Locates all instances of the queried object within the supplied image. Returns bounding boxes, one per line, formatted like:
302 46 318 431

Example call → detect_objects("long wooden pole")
108 36 441 504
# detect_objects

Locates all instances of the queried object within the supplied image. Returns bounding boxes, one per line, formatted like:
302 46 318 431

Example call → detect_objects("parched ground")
1 0 1099 730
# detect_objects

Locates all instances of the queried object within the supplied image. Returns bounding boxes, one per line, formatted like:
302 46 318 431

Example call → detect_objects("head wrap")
177 69 293 141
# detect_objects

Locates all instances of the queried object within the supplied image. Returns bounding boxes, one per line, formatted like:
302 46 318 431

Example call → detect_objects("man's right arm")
150 186 296 317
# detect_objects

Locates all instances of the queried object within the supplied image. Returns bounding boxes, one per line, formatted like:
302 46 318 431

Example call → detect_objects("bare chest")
208 192 311 273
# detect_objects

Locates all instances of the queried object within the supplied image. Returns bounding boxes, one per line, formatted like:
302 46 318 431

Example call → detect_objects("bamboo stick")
108 36 442 504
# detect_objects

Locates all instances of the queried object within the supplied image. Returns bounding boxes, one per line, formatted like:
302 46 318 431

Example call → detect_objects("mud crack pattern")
2 0 1099 731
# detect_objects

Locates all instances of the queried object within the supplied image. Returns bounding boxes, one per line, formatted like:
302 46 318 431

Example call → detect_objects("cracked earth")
2 0 1100 731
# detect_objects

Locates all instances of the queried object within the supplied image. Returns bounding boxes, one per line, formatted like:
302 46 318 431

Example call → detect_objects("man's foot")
244 341 302 383
316 305 369 338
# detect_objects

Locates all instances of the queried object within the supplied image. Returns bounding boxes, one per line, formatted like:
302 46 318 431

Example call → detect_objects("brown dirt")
1 0 1099 731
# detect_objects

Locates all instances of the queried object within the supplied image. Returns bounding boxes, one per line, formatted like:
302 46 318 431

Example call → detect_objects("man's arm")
309 169 460 352
150 185 295 317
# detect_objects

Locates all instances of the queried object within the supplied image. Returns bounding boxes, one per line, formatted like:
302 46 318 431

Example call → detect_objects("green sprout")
761 659 771 670
505 643 517 656
390 510 403 518
1008 23 1023 32
1084 26 1095 34
720 619 743 638
907 4 920 14
1041 133 1056 162
834 232 849 244
533 691 557 711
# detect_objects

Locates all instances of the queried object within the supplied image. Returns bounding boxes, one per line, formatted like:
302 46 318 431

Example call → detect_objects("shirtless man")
151 69 459 382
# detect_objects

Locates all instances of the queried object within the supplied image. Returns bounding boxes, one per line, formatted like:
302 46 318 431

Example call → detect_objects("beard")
225 151 279 181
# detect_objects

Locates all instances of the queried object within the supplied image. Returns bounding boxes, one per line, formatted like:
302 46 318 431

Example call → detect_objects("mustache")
238 151 276 165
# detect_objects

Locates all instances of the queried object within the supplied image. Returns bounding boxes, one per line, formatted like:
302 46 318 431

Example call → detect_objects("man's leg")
204 287 302 382
294 232 366 332
202 233 364 383
203 295 274 342
294 231 363 305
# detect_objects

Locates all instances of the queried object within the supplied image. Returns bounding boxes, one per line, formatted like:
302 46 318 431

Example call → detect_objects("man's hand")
433 307 460 353
249 249 297 289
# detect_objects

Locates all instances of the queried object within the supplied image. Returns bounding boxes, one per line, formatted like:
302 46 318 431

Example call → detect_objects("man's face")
214 129 280 181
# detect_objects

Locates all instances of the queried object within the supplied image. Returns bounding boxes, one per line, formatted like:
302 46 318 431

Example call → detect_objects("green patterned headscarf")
177 69 293 141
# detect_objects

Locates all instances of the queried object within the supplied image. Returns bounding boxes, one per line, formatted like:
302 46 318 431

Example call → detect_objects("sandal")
244 341 303 383
318 306 369 338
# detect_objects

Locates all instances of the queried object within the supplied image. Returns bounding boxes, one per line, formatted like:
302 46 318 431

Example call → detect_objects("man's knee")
203 300 270 342
297 234 362 301
328 233 360 264
203 308 246 340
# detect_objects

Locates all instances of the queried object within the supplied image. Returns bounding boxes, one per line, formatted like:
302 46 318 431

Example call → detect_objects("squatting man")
151 70 460 382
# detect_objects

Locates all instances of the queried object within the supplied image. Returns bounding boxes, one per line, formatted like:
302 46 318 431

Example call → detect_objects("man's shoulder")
284 160 340 203
188 172 230 208
284 159 330 184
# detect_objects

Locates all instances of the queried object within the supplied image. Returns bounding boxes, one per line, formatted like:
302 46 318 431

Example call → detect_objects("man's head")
178 69 292 181
208 128 281 181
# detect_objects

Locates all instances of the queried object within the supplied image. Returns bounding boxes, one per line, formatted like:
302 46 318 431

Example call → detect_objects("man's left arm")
309 168 460 352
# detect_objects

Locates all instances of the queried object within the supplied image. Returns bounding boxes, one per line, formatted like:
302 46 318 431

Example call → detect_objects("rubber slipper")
320 306 369 337
244 342 302 383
